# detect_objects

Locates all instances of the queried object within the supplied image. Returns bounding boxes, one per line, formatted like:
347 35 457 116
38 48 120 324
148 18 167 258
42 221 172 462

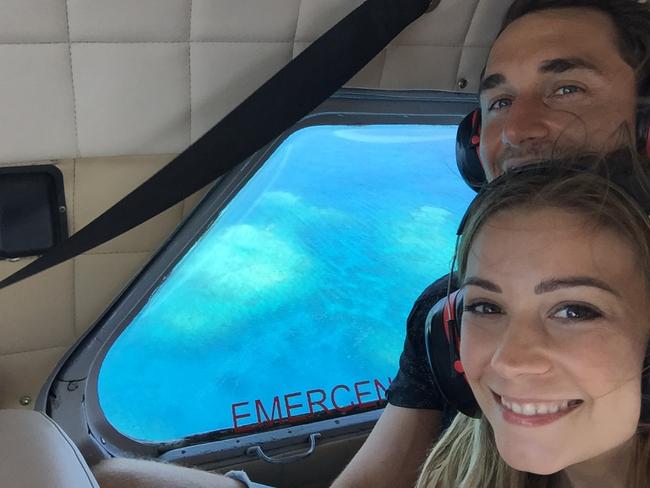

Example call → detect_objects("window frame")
40 88 478 464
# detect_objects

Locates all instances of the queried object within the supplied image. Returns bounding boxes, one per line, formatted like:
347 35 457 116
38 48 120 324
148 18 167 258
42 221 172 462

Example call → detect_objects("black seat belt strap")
0 0 434 290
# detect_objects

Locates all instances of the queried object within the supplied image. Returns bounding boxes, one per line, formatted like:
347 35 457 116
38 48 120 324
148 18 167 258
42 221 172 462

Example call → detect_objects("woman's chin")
495 440 568 475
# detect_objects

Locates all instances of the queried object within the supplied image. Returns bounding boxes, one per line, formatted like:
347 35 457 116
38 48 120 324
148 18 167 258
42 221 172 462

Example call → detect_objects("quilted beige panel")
0 45 77 162
74 252 151 335
457 0 511 92
190 42 293 142
74 155 183 253
0 259 74 355
0 346 67 409
67 0 191 42
392 0 479 46
192 0 301 41
0 0 67 43
381 46 462 90
72 43 191 156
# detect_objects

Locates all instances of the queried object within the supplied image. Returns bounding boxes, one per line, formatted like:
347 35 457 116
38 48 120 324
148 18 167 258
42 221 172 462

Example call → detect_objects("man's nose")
490 317 552 379
501 97 552 147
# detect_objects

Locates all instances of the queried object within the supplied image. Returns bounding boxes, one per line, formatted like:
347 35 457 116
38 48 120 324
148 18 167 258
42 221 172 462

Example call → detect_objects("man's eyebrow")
479 57 603 96
462 277 502 293
539 57 603 76
478 73 505 95
534 277 620 297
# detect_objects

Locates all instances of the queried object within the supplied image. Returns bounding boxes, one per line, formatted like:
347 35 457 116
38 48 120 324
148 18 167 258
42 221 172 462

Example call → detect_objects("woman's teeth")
499 396 583 416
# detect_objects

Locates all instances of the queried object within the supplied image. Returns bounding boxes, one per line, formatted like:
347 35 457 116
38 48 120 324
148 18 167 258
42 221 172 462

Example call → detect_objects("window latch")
246 433 321 464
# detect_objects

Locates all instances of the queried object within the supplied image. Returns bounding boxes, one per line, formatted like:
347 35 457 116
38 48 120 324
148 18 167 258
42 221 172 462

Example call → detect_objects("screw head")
58 206 67 213
457 78 468 90
19 395 32 406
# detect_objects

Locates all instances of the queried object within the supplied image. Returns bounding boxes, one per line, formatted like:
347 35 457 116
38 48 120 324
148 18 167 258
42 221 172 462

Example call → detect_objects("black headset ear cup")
456 109 486 192
640 347 650 426
637 105 650 158
425 292 480 418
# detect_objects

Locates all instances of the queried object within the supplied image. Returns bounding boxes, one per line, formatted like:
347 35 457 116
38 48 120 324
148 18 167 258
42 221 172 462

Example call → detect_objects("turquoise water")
97 124 476 442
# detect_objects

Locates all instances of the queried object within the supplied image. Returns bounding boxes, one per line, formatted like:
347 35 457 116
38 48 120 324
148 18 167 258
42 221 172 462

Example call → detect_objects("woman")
416 153 650 487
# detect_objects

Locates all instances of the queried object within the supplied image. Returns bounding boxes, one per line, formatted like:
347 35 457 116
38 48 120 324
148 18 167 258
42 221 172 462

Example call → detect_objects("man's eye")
553 85 583 96
464 302 502 315
551 304 602 321
488 98 511 111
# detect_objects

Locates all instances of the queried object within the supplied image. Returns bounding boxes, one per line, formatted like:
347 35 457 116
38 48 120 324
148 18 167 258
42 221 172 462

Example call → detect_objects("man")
331 1 648 487
93 1 650 487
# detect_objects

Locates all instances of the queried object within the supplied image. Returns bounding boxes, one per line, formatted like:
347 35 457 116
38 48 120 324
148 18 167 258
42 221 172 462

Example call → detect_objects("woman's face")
460 207 650 474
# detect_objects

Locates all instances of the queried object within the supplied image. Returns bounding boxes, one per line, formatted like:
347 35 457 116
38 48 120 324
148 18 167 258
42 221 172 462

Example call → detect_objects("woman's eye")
553 85 583 97
551 304 602 321
488 98 511 111
464 302 502 315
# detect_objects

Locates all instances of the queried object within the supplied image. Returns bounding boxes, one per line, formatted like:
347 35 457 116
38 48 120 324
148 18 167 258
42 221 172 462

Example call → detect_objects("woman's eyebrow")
462 277 502 293
534 277 620 297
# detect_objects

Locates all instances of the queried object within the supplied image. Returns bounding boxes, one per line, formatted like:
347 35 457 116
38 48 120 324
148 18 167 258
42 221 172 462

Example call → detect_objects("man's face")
479 8 637 180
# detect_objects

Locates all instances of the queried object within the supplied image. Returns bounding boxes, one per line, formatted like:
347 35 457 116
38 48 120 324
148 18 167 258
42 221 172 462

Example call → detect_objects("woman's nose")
490 317 553 379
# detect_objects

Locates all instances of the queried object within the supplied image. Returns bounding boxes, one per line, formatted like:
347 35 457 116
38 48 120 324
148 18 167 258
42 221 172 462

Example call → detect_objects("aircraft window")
96 123 475 442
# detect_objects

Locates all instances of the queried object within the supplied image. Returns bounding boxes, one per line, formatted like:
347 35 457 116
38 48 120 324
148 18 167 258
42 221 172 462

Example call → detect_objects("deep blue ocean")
98 124 476 441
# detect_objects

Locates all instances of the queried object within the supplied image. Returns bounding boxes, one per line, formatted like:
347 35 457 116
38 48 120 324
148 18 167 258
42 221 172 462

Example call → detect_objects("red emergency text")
231 378 391 432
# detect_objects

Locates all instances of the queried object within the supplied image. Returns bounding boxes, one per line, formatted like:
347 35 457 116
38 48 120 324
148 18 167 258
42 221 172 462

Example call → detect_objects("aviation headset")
425 160 650 420
455 105 650 192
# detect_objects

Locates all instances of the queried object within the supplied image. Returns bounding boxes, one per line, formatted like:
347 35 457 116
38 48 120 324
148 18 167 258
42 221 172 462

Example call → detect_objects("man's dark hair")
502 0 650 95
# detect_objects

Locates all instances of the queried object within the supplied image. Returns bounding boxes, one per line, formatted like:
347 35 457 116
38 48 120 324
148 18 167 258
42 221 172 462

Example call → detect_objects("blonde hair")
417 152 650 488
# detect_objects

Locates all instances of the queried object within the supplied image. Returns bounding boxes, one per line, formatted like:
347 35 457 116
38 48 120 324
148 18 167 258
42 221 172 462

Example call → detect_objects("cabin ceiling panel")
67 0 191 42
463 0 510 46
294 0 363 42
192 0 302 41
72 43 190 156
392 0 479 46
0 259 74 355
191 42 293 142
74 155 183 253
0 0 503 162
0 45 76 162
381 46 462 91
0 0 67 43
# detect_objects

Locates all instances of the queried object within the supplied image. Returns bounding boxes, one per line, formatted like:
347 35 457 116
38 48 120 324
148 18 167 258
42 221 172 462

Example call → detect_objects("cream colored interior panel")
294 0 364 42
192 0 301 41
74 252 151 336
0 45 76 163
0 0 67 42
0 0 495 162
381 46 462 90
74 155 183 253
0 346 67 409
392 0 479 45
68 0 190 42
190 42 293 142
0 260 74 355
72 43 190 156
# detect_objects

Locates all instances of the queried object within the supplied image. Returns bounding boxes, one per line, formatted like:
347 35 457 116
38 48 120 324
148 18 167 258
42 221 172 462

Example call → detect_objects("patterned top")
386 273 458 410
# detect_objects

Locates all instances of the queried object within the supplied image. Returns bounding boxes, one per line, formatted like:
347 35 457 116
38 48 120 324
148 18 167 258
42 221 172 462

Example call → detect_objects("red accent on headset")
470 109 483 168
453 360 465 374
443 290 462 350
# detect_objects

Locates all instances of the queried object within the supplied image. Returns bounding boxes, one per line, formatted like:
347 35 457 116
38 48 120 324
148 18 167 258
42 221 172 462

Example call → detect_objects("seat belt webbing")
0 0 433 290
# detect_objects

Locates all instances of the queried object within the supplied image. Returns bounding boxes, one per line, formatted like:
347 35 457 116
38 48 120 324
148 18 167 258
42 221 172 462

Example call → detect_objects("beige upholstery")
0 409 100 488
0 0 507 409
